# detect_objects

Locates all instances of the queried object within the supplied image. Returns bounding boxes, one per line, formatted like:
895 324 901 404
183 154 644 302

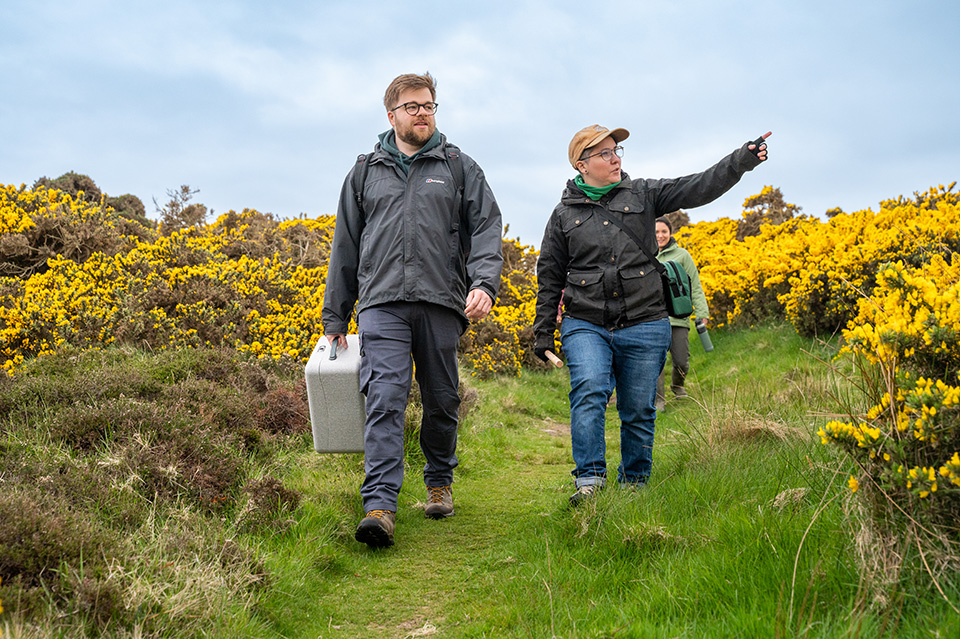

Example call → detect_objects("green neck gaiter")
575 174 621 201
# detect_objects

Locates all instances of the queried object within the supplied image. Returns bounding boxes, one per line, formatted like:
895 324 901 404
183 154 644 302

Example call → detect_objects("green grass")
2 325 958 638
244 324 956 638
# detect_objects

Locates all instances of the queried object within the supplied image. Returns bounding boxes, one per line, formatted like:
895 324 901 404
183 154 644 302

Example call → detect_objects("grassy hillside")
2 324 957 637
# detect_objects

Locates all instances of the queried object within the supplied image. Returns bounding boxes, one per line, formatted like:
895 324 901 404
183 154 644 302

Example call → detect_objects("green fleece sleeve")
678 248 709 321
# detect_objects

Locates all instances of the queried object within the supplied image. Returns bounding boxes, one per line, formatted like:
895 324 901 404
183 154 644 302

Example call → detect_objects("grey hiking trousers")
356 302 463 512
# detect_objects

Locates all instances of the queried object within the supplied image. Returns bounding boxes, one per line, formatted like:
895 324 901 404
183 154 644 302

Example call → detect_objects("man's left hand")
465 289 493 321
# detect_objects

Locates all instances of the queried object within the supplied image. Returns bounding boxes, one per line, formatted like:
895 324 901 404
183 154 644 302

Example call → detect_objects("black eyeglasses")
582 145 624 162
390 101 439 116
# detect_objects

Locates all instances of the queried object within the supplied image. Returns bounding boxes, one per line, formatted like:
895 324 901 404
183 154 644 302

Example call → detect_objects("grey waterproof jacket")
322 134 503 335
533 142 761 352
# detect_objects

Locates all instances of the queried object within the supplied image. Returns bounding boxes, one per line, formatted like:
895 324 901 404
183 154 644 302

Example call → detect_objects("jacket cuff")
736 142 763 172
534 333 555 351
322 322 348 336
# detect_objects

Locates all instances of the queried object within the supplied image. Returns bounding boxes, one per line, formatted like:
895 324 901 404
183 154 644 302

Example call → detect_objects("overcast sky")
2 0 957 248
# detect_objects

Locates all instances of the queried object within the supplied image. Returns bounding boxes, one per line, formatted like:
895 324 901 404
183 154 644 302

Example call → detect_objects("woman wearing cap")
533 125 769 506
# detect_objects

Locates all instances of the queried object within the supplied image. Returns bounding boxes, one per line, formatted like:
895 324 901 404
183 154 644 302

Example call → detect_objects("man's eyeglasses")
582 145 624 163
390 101 439 116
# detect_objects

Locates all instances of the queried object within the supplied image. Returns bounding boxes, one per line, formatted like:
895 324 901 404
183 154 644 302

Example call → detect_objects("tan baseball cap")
568 124 630 169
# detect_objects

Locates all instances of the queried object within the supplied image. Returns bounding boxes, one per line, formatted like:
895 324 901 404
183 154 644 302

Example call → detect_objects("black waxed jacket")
533 141 762 352
322 134 503 335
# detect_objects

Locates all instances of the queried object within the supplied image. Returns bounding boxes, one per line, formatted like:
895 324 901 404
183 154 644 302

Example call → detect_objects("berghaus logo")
425 178 445 184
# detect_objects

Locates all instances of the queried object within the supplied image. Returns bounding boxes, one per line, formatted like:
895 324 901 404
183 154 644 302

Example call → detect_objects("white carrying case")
304 334 366 453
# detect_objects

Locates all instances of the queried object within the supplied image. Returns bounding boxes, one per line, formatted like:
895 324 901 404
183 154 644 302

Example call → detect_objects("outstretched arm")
650 130 773 213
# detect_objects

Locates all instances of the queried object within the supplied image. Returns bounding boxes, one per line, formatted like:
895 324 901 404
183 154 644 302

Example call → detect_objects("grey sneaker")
569 484 601 507
424 485 455 519
673 387 688 399
355 510 395 548
655 395 666 411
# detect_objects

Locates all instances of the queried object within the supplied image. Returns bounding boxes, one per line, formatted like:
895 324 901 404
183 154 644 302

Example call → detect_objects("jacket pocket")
560 208 596 233
619 265 664 320
564 270 605 321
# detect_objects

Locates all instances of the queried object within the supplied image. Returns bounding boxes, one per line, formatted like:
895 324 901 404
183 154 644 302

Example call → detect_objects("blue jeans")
560 317 671 487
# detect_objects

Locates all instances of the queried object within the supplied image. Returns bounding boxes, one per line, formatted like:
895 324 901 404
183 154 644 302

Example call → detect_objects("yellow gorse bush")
0 194 338 372
677 184 960 336
0 184 41 233
818 253 959 530
2 179 956 389
460 237 541 378
0 185 541 378
672 184 960 532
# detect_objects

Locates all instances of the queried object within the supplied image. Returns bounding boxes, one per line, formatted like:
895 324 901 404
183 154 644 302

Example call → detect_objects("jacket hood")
375 129 445 165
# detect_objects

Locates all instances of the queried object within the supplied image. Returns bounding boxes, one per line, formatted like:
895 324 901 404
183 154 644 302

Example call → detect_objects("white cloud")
1 0 957 245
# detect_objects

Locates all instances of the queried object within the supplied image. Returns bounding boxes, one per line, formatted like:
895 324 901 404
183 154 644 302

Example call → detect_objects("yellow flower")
847 476 859 493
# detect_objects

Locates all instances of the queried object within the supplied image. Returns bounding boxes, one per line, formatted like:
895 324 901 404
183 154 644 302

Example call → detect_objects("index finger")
761 131 772 140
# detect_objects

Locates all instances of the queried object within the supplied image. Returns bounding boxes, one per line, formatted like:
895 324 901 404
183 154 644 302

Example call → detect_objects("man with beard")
323 72 503 548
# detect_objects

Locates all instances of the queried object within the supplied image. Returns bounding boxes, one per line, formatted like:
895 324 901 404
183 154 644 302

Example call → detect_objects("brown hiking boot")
424 485 455 519
355 510 395 548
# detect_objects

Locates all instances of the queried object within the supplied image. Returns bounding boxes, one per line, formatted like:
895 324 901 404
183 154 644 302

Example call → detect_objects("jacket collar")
561 170 631 205
371 130 448 165
658 237 678 255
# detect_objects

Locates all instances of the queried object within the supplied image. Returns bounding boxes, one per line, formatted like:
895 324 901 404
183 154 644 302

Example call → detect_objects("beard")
396 118 435 150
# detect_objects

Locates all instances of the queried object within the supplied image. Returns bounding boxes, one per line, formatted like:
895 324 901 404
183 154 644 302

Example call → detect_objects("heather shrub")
0 488 115 590
49 395 170 451
0 344 308 627
254 381 309 435
236 475 302 533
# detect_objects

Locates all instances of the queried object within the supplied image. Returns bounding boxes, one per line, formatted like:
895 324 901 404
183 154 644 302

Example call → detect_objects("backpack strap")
592 208 666 277
444 147 469 253
445 146 464 196
351 145 466 236
350 153 371 221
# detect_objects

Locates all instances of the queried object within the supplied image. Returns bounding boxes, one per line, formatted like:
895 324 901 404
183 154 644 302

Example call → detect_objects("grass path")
262 413 574 639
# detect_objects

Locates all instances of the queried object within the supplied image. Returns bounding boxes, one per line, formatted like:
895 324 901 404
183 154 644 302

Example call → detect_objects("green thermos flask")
696 319 713 353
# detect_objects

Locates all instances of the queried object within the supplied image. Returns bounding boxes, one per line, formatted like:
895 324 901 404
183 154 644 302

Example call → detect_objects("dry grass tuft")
711 413 808 445
619 522 684 550
772 487 810 512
